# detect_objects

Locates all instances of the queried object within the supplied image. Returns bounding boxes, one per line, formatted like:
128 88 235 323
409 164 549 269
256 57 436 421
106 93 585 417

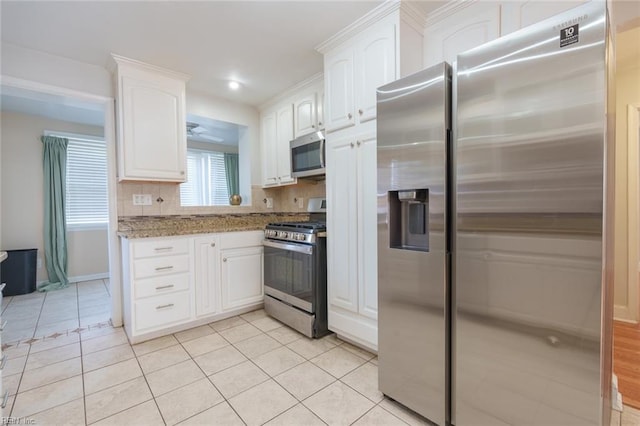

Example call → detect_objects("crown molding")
424 0 477 26
316 0 403 54
258 72 323 112
400 1 428 34
110 54 191 81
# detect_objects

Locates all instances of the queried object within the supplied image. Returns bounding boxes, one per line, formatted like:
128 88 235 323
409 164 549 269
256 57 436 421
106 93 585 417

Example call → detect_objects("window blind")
180 149 230 206
65 136 108 226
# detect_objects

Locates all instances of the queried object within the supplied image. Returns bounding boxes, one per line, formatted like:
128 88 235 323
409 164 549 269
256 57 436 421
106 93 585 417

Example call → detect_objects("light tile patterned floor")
1 279 111 345
3 284 637 425
2 308 430 425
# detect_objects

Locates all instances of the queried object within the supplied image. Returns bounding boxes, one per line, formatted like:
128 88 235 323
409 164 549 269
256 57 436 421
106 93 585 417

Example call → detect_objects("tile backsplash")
117 180 326 217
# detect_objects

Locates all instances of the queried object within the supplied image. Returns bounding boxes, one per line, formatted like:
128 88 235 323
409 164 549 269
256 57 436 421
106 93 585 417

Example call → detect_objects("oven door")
263 239 316 313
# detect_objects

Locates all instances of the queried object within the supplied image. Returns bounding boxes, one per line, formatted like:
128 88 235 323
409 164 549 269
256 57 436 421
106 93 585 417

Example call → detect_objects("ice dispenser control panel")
388 189 429 252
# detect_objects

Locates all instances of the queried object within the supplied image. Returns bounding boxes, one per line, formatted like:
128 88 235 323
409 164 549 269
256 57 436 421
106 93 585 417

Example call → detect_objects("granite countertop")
118 213 310 239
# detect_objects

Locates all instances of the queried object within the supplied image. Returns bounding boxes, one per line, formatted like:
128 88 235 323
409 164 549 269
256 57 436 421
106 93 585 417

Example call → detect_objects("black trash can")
1 249 38 296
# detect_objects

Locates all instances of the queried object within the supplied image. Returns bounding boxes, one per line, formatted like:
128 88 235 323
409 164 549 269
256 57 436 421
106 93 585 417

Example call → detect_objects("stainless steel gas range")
263 198 328 338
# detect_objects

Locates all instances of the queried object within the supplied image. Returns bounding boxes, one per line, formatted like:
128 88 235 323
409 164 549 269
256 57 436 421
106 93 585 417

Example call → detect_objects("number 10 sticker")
560 24 579 48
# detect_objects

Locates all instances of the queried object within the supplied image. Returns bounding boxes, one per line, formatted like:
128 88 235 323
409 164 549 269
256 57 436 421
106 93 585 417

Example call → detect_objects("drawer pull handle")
154 246 173 252
1 391 8 409
0 354 6 370
0 320 6 331
155 284 174 290
155 266 174 272
156 303 174 310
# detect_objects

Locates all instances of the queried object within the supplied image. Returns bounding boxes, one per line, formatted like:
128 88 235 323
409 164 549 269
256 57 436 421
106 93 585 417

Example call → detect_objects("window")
180 149 230 206
47 132 108 228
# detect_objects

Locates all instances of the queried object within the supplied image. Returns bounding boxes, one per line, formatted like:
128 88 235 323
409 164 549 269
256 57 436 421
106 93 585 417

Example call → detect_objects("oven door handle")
263 239 313 255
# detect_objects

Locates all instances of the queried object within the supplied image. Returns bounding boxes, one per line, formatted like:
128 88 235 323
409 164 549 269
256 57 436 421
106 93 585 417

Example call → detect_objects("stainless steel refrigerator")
377 1 614 425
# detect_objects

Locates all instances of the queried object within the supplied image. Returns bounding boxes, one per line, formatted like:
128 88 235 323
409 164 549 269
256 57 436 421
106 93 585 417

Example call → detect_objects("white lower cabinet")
194 235 220 317
221 246 264 310
121 231 264 343
220 231 264 311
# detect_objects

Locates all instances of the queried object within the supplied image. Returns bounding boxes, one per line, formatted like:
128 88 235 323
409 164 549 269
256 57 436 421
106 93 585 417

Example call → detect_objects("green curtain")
224 153 240 197
39 136 69 292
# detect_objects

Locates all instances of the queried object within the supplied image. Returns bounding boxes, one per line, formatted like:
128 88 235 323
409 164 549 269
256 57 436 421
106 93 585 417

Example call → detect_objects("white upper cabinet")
259 74 322 187
325 47 356 132
112 55 190 182
424 2 501 67
356 22 396 124
323 20 396 132
501 1 590 35
276 104 295 184
260 104 296 187
261 110 278 186
319 2 424 134
294 92 317 137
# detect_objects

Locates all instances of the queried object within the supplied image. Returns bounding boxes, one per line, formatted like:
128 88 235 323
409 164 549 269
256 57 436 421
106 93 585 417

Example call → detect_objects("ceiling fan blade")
199 134 224 143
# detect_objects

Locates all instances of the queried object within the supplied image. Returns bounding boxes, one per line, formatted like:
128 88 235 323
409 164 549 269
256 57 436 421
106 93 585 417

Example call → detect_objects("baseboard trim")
36 273 109 288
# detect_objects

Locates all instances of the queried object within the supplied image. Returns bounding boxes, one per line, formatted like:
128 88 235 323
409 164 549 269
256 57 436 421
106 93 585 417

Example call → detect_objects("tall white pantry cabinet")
317 1 425 351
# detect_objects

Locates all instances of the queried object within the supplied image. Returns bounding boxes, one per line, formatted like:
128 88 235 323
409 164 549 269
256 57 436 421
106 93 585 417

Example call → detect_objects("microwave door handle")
320 139 325 169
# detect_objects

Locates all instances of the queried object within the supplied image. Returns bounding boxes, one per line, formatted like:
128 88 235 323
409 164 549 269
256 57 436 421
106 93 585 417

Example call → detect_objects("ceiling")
1 0 412 106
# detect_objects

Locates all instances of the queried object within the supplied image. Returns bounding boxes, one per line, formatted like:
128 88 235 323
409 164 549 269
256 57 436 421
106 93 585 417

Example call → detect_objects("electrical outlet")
37 257 42 269
133 194 153 206
296 197 304 209
265 197 273 209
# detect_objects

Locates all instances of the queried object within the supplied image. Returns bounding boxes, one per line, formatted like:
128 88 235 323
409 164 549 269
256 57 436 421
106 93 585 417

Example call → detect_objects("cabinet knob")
180 171 185 175
223 258 227 262
311 124 315 128
357 140 361 146
347 113 353 119
350 142 355 148
211 243 216 247
318 121 322 126
358 109 363 115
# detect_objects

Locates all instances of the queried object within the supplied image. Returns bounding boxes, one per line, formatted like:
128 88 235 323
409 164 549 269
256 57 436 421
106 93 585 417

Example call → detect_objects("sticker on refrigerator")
560 24 579 47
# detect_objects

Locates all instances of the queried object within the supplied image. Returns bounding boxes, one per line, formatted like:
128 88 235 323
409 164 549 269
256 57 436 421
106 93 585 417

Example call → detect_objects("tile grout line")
130 343 169 426
166 323 247 425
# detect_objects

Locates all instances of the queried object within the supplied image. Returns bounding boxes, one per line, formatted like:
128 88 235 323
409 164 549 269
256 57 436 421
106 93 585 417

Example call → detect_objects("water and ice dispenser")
388 189 429 252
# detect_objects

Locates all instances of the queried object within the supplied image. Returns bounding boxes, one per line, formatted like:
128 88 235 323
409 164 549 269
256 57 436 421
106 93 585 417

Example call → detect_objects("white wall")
1 43 113 98
613 26 640 322
186 90 260 187
0 111 108 282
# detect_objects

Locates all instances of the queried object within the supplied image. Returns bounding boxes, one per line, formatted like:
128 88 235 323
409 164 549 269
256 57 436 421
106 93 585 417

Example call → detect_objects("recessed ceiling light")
228 81 241 90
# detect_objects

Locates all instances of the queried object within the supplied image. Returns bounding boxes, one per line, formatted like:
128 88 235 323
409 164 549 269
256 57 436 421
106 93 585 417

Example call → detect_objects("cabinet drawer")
132 239 189 259
133 255 190 279
219 231 263 249
134 291 191 331
134 273 190 299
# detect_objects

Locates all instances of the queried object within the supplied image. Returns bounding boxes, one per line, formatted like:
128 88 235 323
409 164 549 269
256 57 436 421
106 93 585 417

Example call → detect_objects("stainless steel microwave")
290 130 325 179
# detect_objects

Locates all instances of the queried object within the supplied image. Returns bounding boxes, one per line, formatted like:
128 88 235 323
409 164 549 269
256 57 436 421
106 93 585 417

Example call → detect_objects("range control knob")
278 231 288 239
297 234 306 241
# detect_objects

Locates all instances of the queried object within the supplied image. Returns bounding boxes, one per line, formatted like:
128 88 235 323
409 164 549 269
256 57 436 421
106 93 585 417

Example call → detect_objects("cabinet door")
276 104 296 185
424 3 500 67
294 93 317 138
501 1 588 35
325 47 355 132
221 246 264 310
193 236 219 317
120 75 187 181
261 110 278 186
317 90 325 130
356 134 378 319
326 135 359 313
356 22 396 124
